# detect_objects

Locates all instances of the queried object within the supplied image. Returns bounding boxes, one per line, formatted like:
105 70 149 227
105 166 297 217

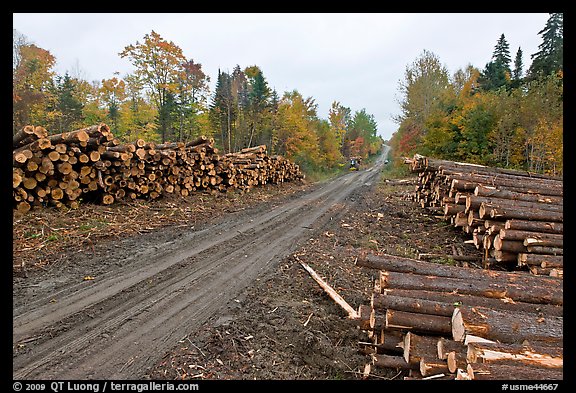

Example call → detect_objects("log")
526 245 563 256
440 171 563 195
420 357 450 377
490 206 563 222
517 254 563 268
489 251 516 264
385 309 452 335
376 330 405 354
447 350 468 373
300 262 358 319
380 288 563 317
371 353 415 370
474 185 563 205
493 235 528 253
369 308 386 330
505 219 563 234
549 269 563 278
524 237 563 248
437 337 467 360
466 362 563 380
356 304 372 330
499 229 563 243
359 253 562 288
381 271 563 306
371 292 455 317
417 253 482 263
402 332 440 368
451 305 563 344
466 195 563 213
467 341 563 368
13 125 49 148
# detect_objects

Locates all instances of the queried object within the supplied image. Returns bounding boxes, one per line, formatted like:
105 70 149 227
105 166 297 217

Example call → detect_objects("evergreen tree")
49 72 84 132
493 34 512 70
209 70 235 152
479 34 512 91
512 47 524 87
528 13 563 79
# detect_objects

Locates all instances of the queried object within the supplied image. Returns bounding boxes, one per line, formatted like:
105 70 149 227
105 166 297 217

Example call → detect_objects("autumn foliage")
13 29 383 177
389 18 563 176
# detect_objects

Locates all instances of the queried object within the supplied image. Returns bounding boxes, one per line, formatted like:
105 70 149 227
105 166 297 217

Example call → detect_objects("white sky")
12 13 551 141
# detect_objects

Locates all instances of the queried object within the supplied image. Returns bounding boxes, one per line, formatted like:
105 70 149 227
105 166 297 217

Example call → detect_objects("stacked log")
355 253 563 380
13 124 304 213
404 154 563 277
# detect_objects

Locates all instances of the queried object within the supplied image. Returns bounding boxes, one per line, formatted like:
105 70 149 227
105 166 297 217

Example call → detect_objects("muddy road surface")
13 149 389 380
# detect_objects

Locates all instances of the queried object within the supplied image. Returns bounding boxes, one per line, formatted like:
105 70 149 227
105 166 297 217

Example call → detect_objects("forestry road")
13 146 390 379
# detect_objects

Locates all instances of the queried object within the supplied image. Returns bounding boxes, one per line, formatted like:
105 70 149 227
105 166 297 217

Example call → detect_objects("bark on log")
371 292 455 317
493 235 528 253
466 195 563 213
499 229 563 243
490 206 563 222
505 219 563 234
451 305 563 344
359 253 561 288
524 237 563 248
380 288 563 317
437 337 467 360
474 185 563 205
371 353 415 370
526 246 563 256
380 271 563 306
385 309 452 335
402 332 440 368
517 254 563 268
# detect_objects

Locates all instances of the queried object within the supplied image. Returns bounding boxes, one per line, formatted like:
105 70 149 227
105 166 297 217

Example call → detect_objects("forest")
12 30 382 178
13 13 562 177
388 13 563 176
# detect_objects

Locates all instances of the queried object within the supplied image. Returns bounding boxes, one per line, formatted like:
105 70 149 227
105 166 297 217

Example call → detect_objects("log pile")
404 154 563 277
355 253 563 380
13 124 304 214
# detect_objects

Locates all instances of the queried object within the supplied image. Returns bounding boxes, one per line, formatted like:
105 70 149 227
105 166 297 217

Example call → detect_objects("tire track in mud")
13 151 387 380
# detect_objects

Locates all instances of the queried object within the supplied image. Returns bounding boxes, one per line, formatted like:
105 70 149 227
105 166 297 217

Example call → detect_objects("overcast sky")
13 13 551 141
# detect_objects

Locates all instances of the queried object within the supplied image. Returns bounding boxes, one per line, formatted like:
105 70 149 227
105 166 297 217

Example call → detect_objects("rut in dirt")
13 151 388 380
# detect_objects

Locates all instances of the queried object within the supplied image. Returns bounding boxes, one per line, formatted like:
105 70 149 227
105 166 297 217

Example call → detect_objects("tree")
47 72 85 132
13 34 56 132
493 34 512 69
275 90 321 171
392 50 450 157
209 69 237 152
99 75 127 133
245 65 272 148
119 30 187 142
528 13 563 80
328 101 351 153
511 47 524 88
173 59 210 142
479 34 512 91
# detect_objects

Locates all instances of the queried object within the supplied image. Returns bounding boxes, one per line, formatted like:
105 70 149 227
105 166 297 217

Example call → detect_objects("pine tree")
511 47 524 88
493 34 511 70
479 34 512 91
209 69 235 152
50 72 84 132
528 13 563 79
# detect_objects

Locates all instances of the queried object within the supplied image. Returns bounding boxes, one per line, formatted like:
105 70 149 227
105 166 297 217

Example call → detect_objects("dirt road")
13 148 389 380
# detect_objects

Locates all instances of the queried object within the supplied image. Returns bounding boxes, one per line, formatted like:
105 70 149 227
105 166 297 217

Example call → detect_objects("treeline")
13 30 382 175
389 13 563 176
